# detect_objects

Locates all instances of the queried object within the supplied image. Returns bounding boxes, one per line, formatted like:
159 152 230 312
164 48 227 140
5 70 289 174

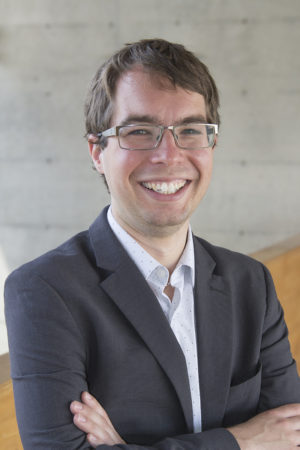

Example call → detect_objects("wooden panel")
264 248 300 368
0 353 11 384
0 380 22 449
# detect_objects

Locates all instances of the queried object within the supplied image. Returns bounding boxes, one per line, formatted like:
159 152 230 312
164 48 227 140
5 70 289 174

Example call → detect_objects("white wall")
1 0 300 354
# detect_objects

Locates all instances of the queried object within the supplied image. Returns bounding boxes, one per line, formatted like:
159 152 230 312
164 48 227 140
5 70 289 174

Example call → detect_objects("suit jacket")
5 207 300 449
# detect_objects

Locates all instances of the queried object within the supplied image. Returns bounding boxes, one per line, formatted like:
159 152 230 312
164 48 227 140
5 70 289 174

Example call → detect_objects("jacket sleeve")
258 265 300 411
5 269 92 449
96 429 239 450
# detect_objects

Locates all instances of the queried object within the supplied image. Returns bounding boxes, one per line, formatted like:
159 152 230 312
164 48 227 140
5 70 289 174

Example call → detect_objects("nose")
149 129 183 165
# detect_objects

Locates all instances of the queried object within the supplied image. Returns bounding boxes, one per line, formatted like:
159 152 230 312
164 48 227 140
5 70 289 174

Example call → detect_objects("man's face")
90 68 215 238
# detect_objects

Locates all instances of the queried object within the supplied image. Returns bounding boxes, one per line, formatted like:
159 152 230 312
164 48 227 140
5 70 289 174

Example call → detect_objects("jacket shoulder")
193 235 268 284
5 229 94 288
195 236 261 266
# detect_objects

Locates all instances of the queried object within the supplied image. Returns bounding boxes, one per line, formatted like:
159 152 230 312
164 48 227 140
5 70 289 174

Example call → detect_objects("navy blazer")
5 207 300 449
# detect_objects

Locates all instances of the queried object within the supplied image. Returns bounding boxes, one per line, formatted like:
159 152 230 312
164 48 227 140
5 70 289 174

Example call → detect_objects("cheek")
115 151 148 178
192 152 214 176
103 151 146 189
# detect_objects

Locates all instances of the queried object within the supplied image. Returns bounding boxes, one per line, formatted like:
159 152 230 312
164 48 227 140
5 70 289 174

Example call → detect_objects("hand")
70 391 126 448
228 403 300 449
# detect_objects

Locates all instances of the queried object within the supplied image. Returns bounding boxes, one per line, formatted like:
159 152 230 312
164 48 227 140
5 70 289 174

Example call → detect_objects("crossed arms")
4 239 300 449
70 392 300 449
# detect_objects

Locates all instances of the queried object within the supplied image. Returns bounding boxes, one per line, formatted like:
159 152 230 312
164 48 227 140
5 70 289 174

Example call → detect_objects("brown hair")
85 38 220 147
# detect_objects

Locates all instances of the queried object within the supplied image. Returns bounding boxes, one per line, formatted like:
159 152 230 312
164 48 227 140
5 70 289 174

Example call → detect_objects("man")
5 39 300 449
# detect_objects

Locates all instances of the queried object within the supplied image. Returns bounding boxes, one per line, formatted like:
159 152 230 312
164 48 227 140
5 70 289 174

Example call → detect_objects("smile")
141 180 187 195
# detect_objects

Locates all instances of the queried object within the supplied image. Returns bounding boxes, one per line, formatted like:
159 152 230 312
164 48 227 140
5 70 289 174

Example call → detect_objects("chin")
143 211 191 233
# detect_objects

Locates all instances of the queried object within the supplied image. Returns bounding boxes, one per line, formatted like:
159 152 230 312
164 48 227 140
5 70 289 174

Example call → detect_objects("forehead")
111 68 207 124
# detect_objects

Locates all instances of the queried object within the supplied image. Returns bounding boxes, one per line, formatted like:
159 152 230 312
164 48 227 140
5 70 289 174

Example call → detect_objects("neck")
113 215 189 274
131 227 189 274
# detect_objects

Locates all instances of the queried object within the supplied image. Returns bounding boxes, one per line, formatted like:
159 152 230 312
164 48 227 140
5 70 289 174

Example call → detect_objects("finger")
72 410 101 433
70 395 125 445
72 412 109 443
72 410 125 446
278 415 300 432
87 433 102 448
70 400 107 427
81 392 111 422
70 400 83 415
86 432 125 448
270 403 300 418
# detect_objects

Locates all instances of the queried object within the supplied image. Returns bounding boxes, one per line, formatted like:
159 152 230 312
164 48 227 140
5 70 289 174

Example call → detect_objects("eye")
179 126 202 135
120 125 155 138
128 128 150 136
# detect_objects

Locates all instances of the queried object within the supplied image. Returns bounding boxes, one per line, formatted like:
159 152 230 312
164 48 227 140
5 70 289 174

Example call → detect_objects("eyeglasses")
97 123 218 151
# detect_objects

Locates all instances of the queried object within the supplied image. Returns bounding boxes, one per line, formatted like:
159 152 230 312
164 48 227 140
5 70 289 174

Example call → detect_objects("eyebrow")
119 114 208 127
119 115 158 126
175 115 208 125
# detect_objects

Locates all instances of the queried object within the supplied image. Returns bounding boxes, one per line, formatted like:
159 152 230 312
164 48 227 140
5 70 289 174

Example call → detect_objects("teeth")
142 180 186 194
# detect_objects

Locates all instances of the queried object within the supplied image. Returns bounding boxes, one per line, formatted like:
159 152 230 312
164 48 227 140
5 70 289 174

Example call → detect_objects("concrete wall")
1 0 300 353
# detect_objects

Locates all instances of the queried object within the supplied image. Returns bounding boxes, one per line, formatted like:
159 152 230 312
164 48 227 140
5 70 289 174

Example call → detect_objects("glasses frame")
97 123 219 150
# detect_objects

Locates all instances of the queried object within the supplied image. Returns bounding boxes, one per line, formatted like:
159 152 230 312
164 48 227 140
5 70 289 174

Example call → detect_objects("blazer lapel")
89 208 194 432
193 237 233 430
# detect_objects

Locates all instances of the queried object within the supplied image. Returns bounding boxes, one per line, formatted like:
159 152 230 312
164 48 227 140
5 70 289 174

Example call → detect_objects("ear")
212 134 218 150
88 134 104 174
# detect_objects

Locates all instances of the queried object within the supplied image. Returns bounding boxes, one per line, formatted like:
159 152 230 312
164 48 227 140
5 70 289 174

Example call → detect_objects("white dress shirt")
107 207 202 432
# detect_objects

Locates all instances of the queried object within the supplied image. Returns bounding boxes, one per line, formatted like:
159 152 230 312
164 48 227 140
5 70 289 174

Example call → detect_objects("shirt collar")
107 206 195 286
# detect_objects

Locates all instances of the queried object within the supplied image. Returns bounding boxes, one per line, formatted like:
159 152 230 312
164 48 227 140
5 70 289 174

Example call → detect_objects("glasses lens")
175 124 215 149
119 125 160 150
